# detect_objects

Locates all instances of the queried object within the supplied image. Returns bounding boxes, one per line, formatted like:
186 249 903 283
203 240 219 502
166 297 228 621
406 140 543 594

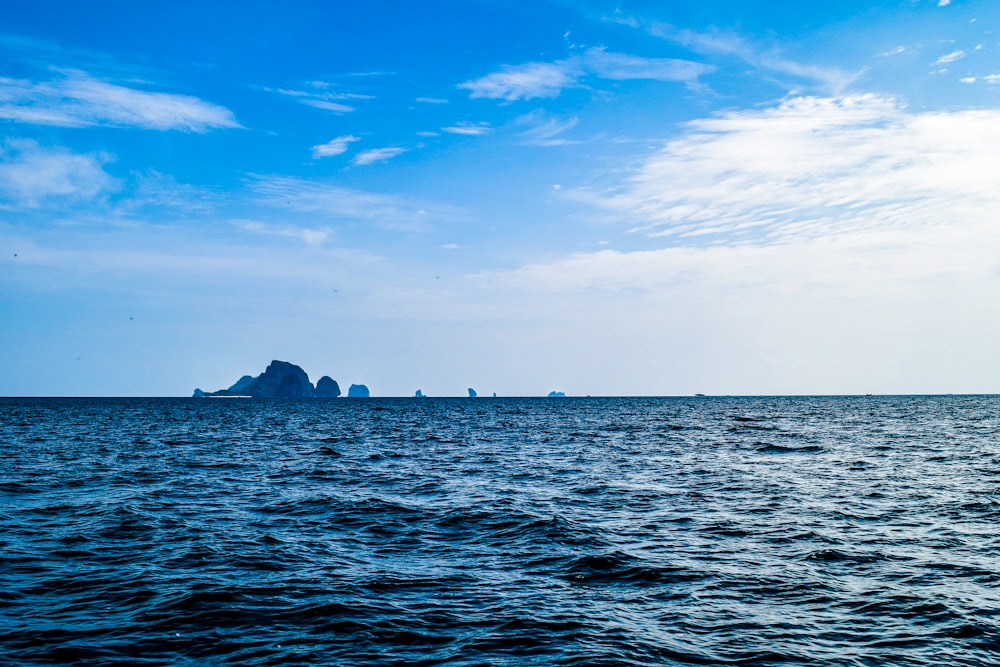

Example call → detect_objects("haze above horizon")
2 0 999 397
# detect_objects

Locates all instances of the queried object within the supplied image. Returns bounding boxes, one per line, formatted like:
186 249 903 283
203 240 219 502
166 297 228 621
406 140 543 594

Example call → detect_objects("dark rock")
415 389 425 398
548 391 566 397
348 384 370 398
245 360 315 397
468 388 477 398
315 376 342 398
192 388 205 397
228 375 255 393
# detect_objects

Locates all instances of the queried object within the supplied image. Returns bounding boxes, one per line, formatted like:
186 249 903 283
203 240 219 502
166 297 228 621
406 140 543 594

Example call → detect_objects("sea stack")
315 376 342 398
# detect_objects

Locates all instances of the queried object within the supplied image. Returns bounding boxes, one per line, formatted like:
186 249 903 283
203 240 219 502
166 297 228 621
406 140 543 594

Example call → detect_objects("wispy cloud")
0 70 240 131
416 97 449 104
583 48 714 85
515 111 579 146
311 135 360 158
352 147 406 165
615 17 857 94
934 49 965 66
269 82 372 114
586 94 1000 244
248 175 462 230
0 140 118 207
441 122 492 136
459 48 713 101
459 61 579 101
232 219 332 246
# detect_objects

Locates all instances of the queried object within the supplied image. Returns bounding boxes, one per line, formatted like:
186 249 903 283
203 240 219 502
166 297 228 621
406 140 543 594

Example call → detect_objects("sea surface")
2 395 1000 666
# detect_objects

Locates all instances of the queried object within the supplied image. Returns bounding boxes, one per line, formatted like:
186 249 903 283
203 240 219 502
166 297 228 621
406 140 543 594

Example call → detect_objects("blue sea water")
2 395 1000 666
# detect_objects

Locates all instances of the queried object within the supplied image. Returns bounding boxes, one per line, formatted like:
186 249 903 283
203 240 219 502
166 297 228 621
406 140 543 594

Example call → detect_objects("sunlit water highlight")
2 396 1000 665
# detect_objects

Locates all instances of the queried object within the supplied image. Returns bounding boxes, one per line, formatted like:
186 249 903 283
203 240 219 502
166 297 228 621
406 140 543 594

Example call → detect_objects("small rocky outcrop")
468 388 477 398
548 391 566 397
315 376 342 398
348 384 370 398
415 389 425 398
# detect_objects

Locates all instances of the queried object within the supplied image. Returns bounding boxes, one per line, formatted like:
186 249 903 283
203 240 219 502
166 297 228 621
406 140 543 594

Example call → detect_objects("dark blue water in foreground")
3 396 1000 666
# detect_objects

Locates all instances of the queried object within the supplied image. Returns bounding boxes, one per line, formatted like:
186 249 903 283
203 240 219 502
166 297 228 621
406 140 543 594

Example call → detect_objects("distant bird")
129 316 134 321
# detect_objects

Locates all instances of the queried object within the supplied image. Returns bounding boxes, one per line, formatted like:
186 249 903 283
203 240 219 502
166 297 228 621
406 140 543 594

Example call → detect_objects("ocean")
2 395 999 665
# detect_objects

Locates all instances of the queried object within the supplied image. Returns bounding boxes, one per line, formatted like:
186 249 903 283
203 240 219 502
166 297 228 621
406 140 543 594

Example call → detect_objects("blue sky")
2 0 999 396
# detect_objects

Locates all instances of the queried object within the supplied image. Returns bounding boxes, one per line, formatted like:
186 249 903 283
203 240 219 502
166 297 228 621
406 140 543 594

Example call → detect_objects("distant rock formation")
228 375 255 393
468 388 477 398
548 391 566 397
415 389 425 398
194 360 357 398
244 360 314 397
348 384 370 398
315 376 342 398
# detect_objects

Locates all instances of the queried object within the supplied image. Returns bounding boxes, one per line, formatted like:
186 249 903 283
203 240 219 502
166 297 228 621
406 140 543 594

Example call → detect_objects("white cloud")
248 175 462 230
352 147 406 165
459 49 714 101
416 97 449 104
934 49 965 65
441 122 492 136
939 0 951 6
458 48 715 102
311 135 360 158
233 220 332 246
270 84 371 113
0 71 240 131
590 94 1000 244
633 20 857 93
459 61 579 101
878 46 907 57
515 111 579 146
474 97 1000 393
583 48 714 85
0 140 118 207
986 74 1000 84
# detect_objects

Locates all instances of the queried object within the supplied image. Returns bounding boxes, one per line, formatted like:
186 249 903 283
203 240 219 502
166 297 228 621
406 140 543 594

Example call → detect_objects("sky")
2 0 1000 397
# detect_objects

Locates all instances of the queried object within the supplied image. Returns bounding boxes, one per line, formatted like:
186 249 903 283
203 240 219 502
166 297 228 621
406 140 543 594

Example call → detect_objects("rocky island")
193 360 359 398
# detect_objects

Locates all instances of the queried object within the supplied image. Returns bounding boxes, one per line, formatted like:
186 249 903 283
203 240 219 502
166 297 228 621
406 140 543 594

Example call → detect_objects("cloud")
878 46 907 57
0 140 118 207
459 49 714 102
269 83 372 113
352 147 406 165
582 48 714 85
515 111 579 146
586 94 1000 245
248 175 463 230
459 61 579 101
311 135 360 158
934 50 965 65
621 19 857 93
441 122 492 136
232 219 332 246
0 70 240 131
416 97 449 104
939 0 951 6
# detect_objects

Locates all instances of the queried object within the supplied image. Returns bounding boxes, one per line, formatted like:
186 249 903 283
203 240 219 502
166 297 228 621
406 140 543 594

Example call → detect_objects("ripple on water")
3 395 1000 665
